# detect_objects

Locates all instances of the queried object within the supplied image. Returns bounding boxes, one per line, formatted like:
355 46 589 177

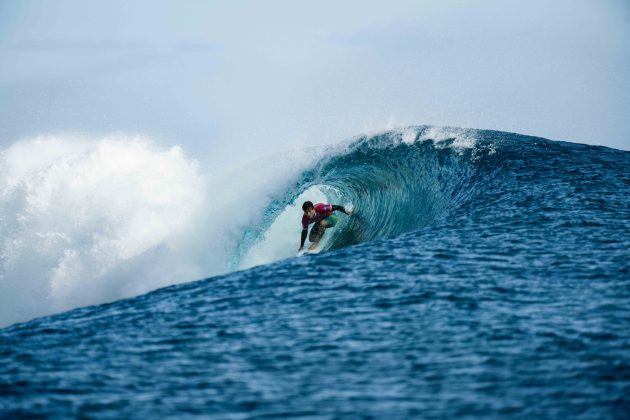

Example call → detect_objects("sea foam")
0 134 316 327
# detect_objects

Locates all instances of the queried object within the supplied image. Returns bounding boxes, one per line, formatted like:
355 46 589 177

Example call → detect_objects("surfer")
299 201 352 252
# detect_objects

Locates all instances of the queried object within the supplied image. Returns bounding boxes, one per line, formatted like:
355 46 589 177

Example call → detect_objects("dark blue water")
1 127 629 418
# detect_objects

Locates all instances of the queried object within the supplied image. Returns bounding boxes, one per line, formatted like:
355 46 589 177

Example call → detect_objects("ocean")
1 126 629 418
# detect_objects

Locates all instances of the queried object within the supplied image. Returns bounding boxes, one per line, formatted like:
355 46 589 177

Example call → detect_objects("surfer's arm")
332 205 349 215
300 227 308 249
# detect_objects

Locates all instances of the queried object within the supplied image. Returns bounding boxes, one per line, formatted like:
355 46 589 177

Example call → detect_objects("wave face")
1 127 629 418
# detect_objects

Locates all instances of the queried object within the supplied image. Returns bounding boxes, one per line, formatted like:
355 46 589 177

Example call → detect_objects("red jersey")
301 203 333 229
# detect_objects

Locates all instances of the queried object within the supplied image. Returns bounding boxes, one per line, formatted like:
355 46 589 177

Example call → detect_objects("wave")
2 125 600 327
233 126 497 269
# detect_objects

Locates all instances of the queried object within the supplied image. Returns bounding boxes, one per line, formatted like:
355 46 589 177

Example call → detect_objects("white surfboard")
297 248 322 257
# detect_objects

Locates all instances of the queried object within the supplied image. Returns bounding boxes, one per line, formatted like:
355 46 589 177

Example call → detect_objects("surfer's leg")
308 220 328 249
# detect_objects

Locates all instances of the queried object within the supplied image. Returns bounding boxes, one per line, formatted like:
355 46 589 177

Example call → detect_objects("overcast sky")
1 0 628 166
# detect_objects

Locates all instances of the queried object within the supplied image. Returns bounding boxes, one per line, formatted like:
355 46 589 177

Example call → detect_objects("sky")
1 0 629 167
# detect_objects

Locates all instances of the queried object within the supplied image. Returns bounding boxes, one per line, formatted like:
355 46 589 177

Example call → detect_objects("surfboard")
297 248 321 257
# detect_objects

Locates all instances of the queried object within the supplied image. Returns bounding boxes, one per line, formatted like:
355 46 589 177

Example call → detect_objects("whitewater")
0 132 320 327
1 126 629 417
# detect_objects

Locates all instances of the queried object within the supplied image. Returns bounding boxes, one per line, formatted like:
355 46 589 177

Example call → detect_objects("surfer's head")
302 201 315 217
